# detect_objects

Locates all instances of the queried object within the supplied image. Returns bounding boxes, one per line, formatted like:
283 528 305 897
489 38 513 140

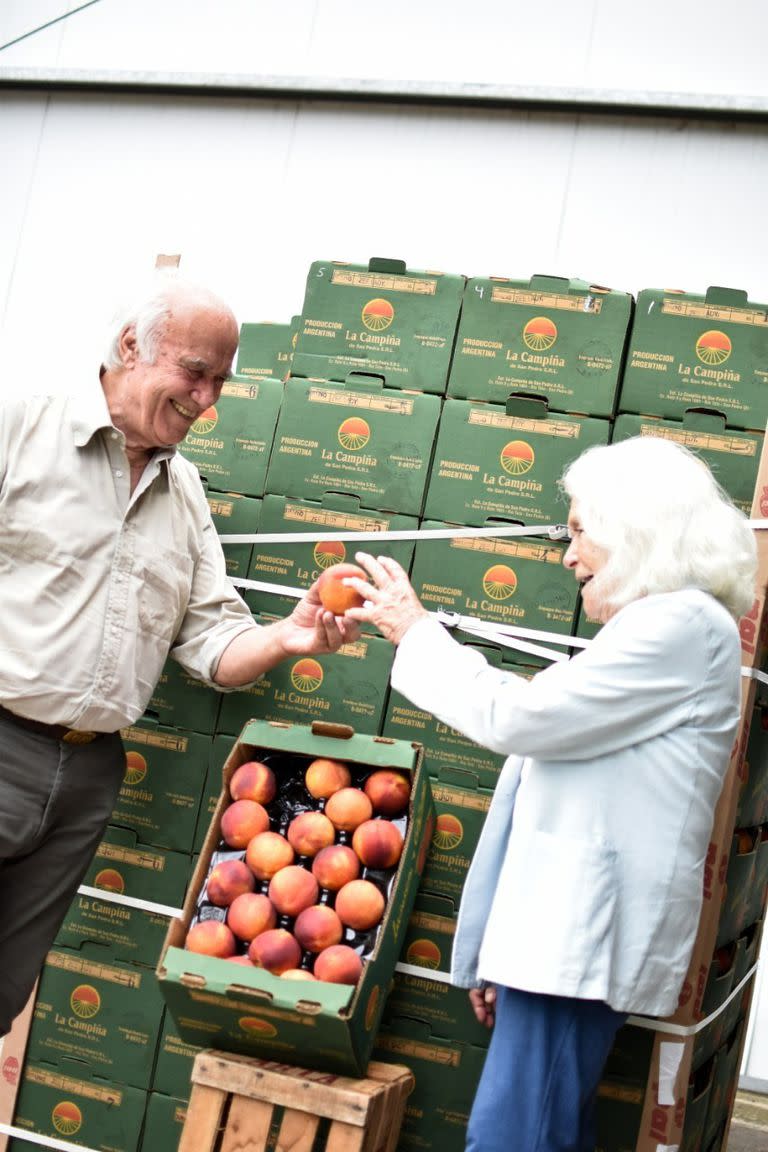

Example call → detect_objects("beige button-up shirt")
0 376 259 731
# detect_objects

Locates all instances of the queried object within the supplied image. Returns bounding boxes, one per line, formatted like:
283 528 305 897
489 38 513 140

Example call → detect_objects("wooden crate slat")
275 1107 322 1152
220 1095 274 1152
326 1119 367 1152
191 1051 385 1126
177 1083 227 1152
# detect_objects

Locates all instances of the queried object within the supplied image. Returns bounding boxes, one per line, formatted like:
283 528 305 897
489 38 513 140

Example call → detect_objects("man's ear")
118 324 138 367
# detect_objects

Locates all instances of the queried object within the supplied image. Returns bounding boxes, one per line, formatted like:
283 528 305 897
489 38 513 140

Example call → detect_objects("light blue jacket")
391 590 742 1016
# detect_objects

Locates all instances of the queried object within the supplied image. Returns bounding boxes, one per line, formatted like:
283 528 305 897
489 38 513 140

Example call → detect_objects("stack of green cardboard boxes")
7 267 768 1152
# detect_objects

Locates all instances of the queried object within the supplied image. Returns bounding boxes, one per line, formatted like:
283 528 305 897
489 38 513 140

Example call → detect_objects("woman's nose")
563 541 577 569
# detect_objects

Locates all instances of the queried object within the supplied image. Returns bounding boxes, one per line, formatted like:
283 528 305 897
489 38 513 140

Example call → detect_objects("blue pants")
465 986 626 1152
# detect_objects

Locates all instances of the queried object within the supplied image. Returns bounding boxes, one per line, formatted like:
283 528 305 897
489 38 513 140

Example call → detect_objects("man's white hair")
561 435 757 621
102 272 237 369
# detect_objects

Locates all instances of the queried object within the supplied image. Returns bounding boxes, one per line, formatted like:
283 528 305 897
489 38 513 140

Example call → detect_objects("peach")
317 563 367 615
281 968 318 981
268 865 320 917
363 770 411 817
313 944 363 985
206 859 256 907
287 811 335 858
334 879 386 931
294 904 344 953
352 819 404 870
230 760 277 805
325 788 373 832
305 757 351 799
226 892 277 941
228 954 255 965
186 919 237 958
312 844 360 891
248 928 302 974
220 799 270 849
246 831 295 880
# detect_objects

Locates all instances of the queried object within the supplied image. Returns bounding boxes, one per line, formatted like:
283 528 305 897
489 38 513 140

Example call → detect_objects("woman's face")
563 500 614 623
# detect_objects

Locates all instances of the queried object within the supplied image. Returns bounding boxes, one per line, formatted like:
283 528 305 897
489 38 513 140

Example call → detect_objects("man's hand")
469 984 496 1029
213 583 360 688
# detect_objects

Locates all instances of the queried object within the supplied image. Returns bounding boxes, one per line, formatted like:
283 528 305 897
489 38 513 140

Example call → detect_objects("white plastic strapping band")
0 1123 101 1152
219 523 570 545
76 885 183 919
393 961 760 1038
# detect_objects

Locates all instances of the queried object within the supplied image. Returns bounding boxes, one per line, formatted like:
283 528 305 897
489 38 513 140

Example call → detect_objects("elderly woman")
345 436 757 1152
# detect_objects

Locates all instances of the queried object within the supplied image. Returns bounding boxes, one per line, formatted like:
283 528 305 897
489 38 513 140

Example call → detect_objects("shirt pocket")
135 547 194 644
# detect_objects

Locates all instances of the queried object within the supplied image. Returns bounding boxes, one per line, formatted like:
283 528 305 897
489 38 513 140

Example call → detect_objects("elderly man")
0 275 355 1035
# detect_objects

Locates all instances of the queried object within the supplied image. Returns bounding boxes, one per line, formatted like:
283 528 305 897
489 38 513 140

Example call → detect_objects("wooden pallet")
178 1050 414 1152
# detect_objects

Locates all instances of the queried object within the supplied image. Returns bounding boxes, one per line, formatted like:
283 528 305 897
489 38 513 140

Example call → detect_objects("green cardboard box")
114 721 211 854
388 892 490 1048
236 318 298 380
56 827 189 968
244 494 418 624
418 771 493 909
146 659 222 735
157 719 434 1076
151 1012 201 1101
9 1064 146 1152
715 831 758 947
447 274 632 416
293 258 464 394
217 623 395 738
612 412 763 515
27 947 165 1091
207 489 262 580
424 397 607 527
139 1093 188 1152
411 521 577 639
692 945 736 1070
737 703 768 827
373 1020 486 1152
265 376 441 516
192 736 237 855
179 375 283 496
618 286 768 430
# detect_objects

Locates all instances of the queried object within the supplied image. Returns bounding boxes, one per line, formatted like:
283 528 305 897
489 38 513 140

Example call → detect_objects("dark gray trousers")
0 711 125 1035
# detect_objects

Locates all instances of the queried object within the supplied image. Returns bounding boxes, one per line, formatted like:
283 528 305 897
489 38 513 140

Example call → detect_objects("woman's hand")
343 552 430 646
469 984 496 1029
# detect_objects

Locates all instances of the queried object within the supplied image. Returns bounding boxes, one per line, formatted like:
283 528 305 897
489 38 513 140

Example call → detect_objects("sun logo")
432 813 464 851
70 984 101 1019
500 440 535 476
337 417 370 451
695 330 732 366
361 298 394 332
238 1017 277 1038
290 659 324 693
482 564 518 601
191 406 218 434
523 316 557 351
313 540 346 570
365 985 381 1031
124 750 147 786
406 939 442 970
94 868 125 894
52 1102 83 1137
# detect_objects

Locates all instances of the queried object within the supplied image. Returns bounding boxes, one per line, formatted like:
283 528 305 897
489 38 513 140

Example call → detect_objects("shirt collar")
70 367 177 466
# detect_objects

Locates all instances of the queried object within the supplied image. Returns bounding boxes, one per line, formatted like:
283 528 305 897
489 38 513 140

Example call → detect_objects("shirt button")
111 432 119 440
115 470 123 478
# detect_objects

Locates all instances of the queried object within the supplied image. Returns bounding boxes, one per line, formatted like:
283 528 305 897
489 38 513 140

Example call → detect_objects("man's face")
113 303 238 450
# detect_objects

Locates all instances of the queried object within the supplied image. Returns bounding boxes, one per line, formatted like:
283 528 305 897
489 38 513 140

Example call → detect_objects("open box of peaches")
157 717 434 1075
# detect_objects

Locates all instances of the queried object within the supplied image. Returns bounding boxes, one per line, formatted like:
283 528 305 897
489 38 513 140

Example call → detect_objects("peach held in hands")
317 563 366 614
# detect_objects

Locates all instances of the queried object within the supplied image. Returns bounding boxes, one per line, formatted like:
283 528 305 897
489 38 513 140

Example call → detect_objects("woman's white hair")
561 435 757 621
102 272 237 369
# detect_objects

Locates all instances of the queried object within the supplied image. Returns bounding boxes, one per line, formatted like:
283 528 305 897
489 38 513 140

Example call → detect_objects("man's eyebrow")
178 356 209 372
